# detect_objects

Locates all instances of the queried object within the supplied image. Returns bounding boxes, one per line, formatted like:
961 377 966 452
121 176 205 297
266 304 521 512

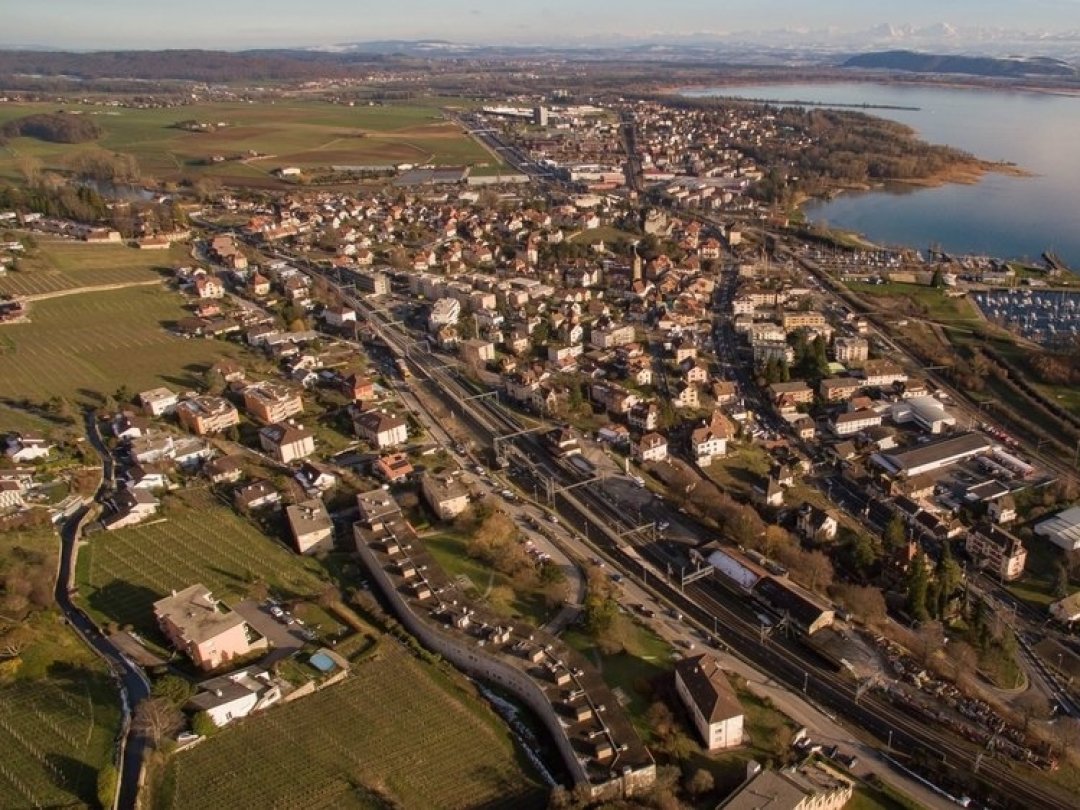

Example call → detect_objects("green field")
0 284 246 403
0 528 122 808
0 238 187 298
0 101 497 186
847 282 980 323
155 642 546 810
77 488 327 636
422 532 555 627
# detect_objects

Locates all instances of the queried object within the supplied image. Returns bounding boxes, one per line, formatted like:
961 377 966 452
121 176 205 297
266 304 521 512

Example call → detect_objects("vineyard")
78 487 327 635
157 643 547 810
0 672 121 808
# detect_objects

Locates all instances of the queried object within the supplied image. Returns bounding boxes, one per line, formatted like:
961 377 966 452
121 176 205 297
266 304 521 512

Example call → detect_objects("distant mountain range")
842 50 1078 78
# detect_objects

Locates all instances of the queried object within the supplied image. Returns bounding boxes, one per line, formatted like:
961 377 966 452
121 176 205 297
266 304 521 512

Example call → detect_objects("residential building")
234 480 280 511
356 487 401 524
205 455 245 484
833 336 869 364
691 411 731 466
353 409 408 449
832 409 882 437
105 488 160 529
153 584 267 671
767 381 813 405
819 378 861 403
718 760 853 810
797 506 838 543
420 472 470 520
590 324 636 349
633 432 668 463
429 297 461 330
629 402 660 432
323 305 356 328
966 525 1027 581
139 387 179 417
754 476 784 508
194 275 225 299
0 480 24 511
673 655 744 751
1049 592 1080 624
258 421 315 464
3 432 53 462
286 499 334 554
987 494 1017 525
242 382 304 425
186 666 281 727
355 271 390 295
341 373 375 403
461 339 496 366
781 311 827 332
859 359 908 388
373 452 414 483
176 396 239 436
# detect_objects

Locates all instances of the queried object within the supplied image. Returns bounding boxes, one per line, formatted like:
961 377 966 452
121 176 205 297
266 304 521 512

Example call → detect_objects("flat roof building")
872 433 992 478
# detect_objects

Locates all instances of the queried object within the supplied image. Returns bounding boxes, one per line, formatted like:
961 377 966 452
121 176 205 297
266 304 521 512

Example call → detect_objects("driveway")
233 600 306 664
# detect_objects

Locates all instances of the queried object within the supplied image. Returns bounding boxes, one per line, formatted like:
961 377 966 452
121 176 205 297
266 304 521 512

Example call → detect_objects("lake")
683 82 1080 268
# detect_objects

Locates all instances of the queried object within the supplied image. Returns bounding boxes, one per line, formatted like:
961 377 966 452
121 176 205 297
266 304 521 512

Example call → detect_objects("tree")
906 551 930 622
191 710 217 738
133 697 183 748
931 269 945 288
798 550 834 594
884 515 908 554
685 768 714 797
151 674 194 708
1052 561 1071 598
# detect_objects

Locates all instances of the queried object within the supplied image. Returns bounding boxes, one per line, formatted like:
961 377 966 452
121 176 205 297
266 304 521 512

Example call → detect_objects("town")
2 80 1080 810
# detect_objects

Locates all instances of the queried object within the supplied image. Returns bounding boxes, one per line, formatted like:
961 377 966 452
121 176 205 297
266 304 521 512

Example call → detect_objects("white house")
139 387 179 417
353 409 408 449
186 666 282 727
674 655 744 751
4 432 53 462
633 432 668 463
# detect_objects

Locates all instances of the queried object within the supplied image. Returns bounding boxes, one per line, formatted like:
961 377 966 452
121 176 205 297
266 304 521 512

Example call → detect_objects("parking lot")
233 600 312 664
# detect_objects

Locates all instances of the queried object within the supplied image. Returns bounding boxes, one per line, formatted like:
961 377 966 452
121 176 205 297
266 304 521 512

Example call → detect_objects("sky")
4 0 1080 49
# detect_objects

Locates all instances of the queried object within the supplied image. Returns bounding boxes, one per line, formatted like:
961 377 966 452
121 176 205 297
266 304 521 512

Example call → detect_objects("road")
51 412 151 810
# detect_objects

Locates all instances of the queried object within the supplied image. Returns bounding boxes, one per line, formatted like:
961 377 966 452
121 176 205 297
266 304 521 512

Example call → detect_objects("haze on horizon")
5 0 1080 50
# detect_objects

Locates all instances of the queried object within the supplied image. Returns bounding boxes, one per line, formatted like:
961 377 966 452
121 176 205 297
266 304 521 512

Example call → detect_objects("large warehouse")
871 433 993 478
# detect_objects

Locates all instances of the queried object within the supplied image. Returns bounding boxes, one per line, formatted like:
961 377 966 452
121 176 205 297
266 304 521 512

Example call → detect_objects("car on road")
269 605 285 620
547 514 559 524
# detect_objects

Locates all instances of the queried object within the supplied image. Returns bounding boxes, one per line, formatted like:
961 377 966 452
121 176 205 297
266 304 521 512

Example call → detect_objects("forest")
0 112 103 144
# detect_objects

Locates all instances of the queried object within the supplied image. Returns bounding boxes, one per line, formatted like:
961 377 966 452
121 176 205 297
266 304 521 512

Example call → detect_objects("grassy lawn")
0 100 497 186
0 285 247 403
848 282 980 323
421 532 555 628
0 238 187 298
77 487 328 636
155 642 546 810
1006 533 1066 610
570 226 640 246
563 618 675 733
704 444 772 499
0 528 123 808
848 781 924 810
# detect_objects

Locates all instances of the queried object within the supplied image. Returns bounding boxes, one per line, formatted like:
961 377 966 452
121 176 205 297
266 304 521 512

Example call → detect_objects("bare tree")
133 698 183 748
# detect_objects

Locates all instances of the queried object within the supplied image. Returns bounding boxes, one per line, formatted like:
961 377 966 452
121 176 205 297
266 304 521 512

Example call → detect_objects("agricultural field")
0 284 247 403
0 237 187 298
155 642 547 810
76 487 327 636
0 528 122 808
0 100 499 187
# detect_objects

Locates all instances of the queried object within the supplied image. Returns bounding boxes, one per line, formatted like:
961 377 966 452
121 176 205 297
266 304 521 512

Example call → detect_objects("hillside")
841 50 1077 78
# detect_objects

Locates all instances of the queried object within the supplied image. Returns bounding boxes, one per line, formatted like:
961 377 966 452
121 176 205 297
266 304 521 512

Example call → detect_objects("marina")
971 288 1080 346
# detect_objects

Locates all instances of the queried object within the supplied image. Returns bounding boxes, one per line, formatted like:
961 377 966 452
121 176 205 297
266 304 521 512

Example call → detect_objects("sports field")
77 488 327 635
0 238 186 298
156 642 546 810
0 284 246 403
0 101 498 186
